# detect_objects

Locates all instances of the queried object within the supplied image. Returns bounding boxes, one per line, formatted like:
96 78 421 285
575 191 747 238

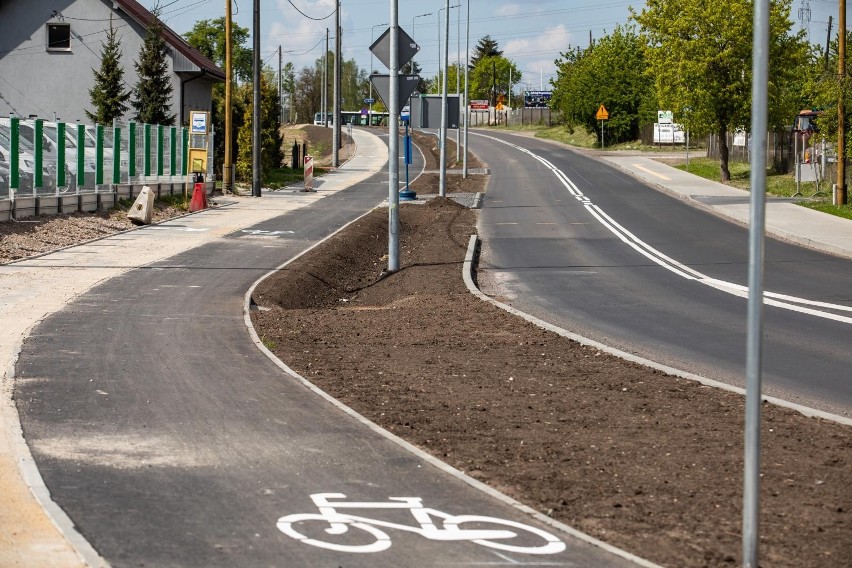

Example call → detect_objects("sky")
141 0 841 93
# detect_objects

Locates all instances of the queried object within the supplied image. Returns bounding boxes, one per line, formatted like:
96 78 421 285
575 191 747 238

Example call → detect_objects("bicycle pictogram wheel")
277 514 392 553
443 515 566 554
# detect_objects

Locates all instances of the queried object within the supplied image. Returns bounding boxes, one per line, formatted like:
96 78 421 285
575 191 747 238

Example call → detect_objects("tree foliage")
633 0 810 180
468 56 521 105
470 35 503 69
551 25 655 145
131 12 175 125
183 18 253 82
86 24 132 125
235 69 283 180
805 30 852 149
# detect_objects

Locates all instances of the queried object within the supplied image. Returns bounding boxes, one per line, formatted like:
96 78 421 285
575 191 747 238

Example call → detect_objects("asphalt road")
469 130 852 417
14 137 645 567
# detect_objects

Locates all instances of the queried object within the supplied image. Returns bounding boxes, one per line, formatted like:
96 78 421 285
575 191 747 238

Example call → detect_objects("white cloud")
494 3 524 17
503 24 571 88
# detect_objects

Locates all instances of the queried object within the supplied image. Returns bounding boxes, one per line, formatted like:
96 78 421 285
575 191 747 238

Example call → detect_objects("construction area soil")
1 126 849 567
250 130 852 568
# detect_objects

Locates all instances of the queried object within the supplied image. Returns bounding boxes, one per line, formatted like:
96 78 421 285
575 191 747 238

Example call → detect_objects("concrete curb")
463 235 852 429
242 218 662 568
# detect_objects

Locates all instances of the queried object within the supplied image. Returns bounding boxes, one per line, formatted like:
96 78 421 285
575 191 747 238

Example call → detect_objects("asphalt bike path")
7 128 651 567
468 129 852 418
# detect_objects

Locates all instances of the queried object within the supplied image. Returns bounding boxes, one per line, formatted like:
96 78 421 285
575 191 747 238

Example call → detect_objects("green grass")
673 157 852 219
157 193 191 210
675 157 816 198
260 335 277 350
262 166 328 189
799 201 852 220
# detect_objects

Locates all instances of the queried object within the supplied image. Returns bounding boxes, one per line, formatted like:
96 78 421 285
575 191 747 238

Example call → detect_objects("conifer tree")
86 24 131 124
131 12 175 125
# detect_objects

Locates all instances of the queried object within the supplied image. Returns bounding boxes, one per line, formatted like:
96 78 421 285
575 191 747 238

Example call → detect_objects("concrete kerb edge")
241 212 662 568
0 200 244 567
595 156 852 262
2 327 108 568
463 234 852 428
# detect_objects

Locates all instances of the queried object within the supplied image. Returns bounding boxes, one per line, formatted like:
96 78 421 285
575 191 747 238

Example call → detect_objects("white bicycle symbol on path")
276 493 566 555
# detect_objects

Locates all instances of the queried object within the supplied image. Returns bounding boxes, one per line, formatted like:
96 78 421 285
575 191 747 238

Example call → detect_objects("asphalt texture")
470 130 852 418
10 129 648 567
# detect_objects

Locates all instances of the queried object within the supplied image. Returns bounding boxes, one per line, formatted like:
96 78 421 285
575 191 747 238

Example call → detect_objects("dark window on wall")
47 23 71 50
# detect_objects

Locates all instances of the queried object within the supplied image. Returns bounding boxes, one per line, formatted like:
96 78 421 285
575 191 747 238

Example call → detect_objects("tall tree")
470 35 503 69
551 26 655 145
633 0 810 180
86 23 131 124
183 18 252 82
235 68 283 180
131 11 175 125
468 55 521 105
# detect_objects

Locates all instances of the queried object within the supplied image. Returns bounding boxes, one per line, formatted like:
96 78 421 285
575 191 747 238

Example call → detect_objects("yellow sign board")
596 104 609 120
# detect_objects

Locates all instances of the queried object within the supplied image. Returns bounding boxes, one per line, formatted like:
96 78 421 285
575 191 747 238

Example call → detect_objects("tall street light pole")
411 12 432 73
332 0 341 167
223 0 233 192
251 0 261 197
463 0 469 178
837 0 847 205
388 0 400 271
439 0 454 197
370 23 388 126
455 4 461 163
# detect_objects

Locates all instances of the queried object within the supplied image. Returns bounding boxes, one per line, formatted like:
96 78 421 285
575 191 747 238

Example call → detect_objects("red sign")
470 99 489 110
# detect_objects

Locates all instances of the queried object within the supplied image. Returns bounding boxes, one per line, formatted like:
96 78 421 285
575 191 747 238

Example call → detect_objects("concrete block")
37 196 59 216
127 186 155 225
80 193 99 212
13 197 36 219
0 199 10 221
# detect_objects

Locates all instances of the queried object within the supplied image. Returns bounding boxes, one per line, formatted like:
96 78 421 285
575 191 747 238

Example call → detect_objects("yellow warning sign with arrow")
596 104 609 120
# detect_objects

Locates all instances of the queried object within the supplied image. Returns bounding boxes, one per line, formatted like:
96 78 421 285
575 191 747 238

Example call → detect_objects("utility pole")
332 0 341 167
223 0 233 193
278 46 283 125
439 0 450 197
463 0 469 178
838 0 847 205
251 0 261 197
388 0 400 271
825 16 833 70
324 28 329 127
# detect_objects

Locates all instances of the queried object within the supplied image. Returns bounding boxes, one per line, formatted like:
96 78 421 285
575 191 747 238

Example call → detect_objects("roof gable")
114 0 224 81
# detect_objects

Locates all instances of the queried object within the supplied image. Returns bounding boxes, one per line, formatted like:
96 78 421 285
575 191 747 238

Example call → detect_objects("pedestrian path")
599 155 852 260
0 128 387 567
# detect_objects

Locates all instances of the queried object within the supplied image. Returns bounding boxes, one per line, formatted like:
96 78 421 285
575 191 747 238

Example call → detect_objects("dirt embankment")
250 134 851 568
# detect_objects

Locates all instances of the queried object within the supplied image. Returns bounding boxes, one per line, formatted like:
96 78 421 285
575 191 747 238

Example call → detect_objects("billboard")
524 91 551 108
470 99 489 111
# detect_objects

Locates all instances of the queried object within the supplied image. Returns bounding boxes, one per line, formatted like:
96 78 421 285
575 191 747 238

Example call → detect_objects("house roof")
114 0 225 81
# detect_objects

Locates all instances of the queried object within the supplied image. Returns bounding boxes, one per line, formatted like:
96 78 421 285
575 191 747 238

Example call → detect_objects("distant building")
0 0 224 124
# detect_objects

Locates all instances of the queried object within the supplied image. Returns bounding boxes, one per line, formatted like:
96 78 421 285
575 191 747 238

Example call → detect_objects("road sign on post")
370 27 419 70
596 104 609 148
369 74 421 111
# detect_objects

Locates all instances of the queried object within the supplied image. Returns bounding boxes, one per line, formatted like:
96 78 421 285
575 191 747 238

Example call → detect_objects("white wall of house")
0 0 212 125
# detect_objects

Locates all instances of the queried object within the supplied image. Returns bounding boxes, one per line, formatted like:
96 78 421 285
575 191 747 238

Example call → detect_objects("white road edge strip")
463 234 852 428
473 132 852 326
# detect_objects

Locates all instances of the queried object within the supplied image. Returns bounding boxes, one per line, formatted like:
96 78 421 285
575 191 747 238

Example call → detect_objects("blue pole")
400 120 416 200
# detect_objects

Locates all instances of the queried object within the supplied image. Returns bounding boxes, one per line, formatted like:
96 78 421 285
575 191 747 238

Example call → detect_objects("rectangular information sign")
470 99 489 110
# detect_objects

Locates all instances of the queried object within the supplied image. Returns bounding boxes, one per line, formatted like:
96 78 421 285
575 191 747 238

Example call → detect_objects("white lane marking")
474 132 852 325
631 163 672 180
240 229 295 236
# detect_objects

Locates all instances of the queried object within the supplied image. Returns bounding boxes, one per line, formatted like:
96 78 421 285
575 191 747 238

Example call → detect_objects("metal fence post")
113 125 121 185
9 116 19 194
34 119 43 193
77 123 85 191
170 126 177 177
129 122 136 179
157 124 164 178
57 122 66 192
96 124 104 187
144 123 151 177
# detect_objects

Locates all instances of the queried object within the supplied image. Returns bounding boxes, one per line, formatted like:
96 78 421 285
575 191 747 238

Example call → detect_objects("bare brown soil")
250 136 852 568
2 128 849 567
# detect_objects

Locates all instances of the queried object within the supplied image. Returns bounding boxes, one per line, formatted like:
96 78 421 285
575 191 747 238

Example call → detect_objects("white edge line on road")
463 234 852 431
